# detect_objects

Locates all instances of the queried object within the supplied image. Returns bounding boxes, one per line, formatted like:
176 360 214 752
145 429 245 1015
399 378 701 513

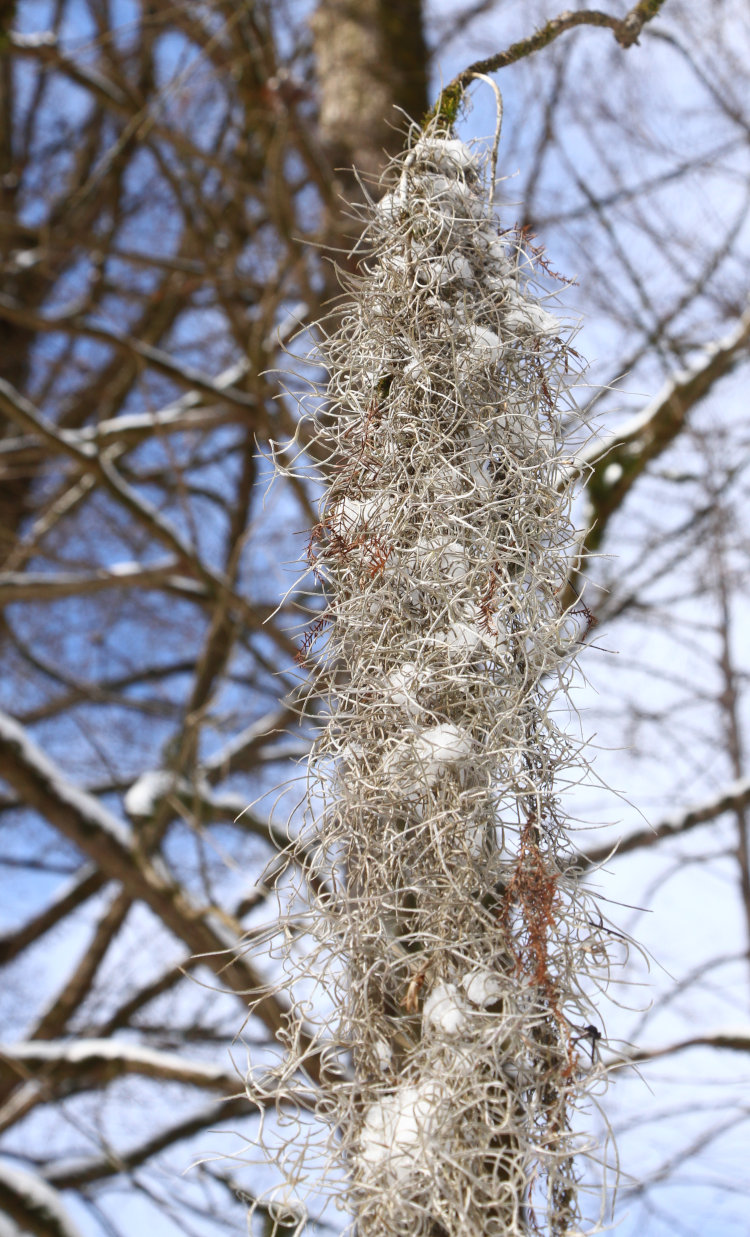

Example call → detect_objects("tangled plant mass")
255 119 618 1237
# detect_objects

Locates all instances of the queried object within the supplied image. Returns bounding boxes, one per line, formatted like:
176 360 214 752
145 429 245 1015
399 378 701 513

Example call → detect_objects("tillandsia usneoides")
254 114 622 1237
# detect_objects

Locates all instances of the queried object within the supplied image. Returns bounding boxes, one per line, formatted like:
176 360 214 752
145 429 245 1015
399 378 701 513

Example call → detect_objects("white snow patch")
412 136 477 173
373 1039 393 1070
414 723 473 774
436 252 474 286
462 968 503 1008
464 432 494 493
458 324 504 372
418 536 472 584
376 188 406 219
441 620 484 655
403 352 430 383
603 462 623 487
358 1079 444 1180
384 723 473 796
504 295 560 337
432 602 508 660
423 982 470 1035
124 770 176 818
481 236 513 272
332 493 392 532
386 663 424 716
416 173 484 220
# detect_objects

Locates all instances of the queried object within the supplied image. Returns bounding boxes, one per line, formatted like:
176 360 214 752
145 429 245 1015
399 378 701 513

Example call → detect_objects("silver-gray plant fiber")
250 119 619 1237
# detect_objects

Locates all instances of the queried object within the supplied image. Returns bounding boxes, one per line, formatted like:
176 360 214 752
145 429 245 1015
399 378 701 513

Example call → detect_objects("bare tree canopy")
0 1 749 1234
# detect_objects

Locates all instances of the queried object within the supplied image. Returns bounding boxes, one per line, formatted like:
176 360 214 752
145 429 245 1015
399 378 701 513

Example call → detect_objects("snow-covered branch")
568 305 750 581
0 1160 83 1237
0 709 298 1055
0 407 239 469
0 562 206 605
0 1039 242 1094
581 775 750 868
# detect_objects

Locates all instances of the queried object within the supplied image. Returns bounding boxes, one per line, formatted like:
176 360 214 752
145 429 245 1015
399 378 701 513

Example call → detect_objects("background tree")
0 1 749 1235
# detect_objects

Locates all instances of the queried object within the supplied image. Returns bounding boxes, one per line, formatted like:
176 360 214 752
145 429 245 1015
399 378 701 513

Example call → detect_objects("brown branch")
41 1095 254 1189
0 377 299 660
615 1028 750 1068
574 307 750 545
150 445 260 823
13 660 197 728
202 705 302 784
94 960 196 1038
0 295 263 418
0 866 107 966
0 563 205 604
31 891 132 1042
7 31 280 190
94 854 316 1038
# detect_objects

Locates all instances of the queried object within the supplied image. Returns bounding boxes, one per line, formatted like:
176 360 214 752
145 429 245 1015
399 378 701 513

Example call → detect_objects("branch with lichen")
425 1 669 128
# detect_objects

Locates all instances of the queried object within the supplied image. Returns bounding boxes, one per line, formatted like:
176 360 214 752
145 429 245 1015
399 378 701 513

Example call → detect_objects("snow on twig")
0 1160 84 1237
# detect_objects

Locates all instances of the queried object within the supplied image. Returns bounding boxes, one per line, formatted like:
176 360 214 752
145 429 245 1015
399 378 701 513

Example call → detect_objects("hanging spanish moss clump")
252 115 617 1237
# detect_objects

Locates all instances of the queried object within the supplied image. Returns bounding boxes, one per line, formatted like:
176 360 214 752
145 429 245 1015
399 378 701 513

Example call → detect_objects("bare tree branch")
0 377 299 659
616 1028 750 1068
0 866 106 966
0 563 205 604
573 306 750 553
31 891 132 1041
0 297 264 418
40 1095 254 1189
